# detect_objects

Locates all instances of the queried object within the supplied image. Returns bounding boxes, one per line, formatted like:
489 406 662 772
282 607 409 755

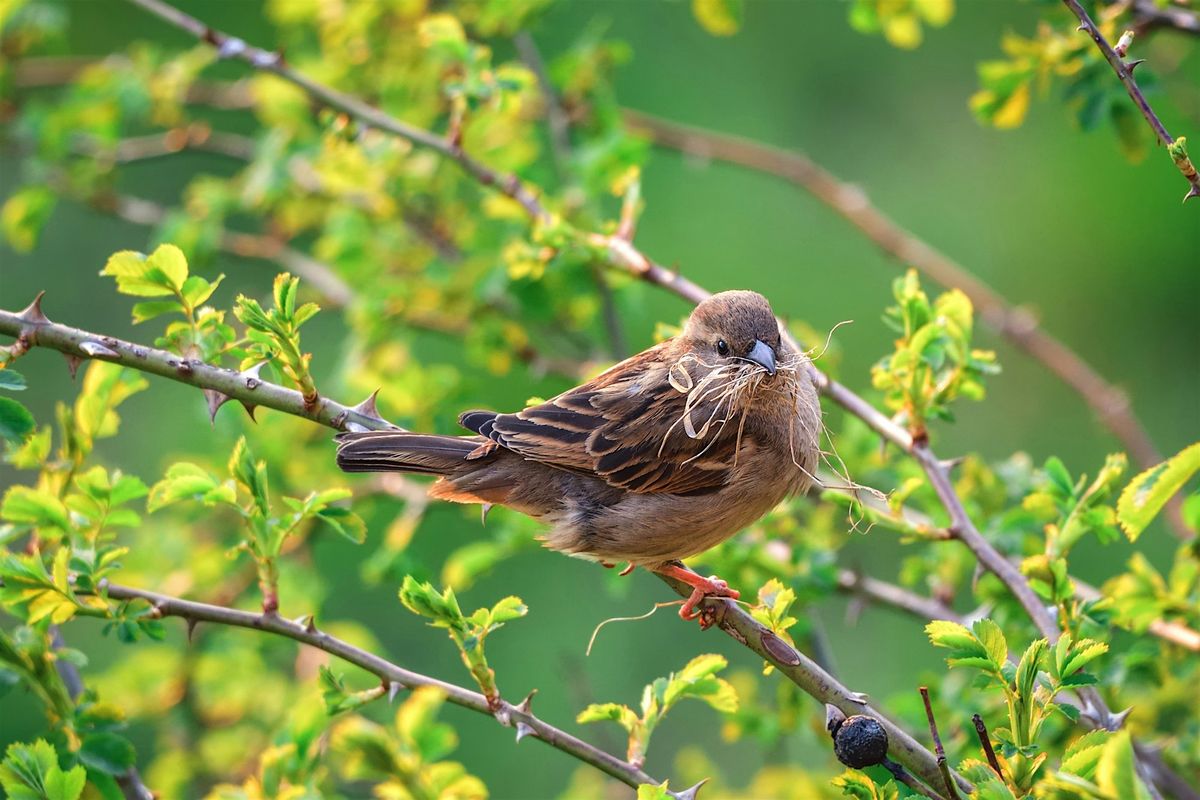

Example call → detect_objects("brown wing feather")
460 343 744 495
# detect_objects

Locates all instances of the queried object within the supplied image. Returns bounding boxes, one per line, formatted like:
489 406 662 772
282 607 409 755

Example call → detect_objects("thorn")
669 779 708 800
63 353 82 380
349 389 389 423
1126 59 1146 74
17 292 49 324
939 456 966 472
186 618 200 642
1076 23 1088 32
849 691 870 705
618 562 635 576
481 503 493 525
388 681 403 704
204 389 231 425
79 341 119 359
240 361 266 390
240 402 258 422
515 722 535 743
216 36 247 59
1184 184 1200 203
516 689 537 714
295 614 317 633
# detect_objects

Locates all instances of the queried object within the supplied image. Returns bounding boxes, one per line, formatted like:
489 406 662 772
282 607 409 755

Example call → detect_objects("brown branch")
621 110 1193 541
1131 0 1200 38
920 686 963 800
1063 0 1200 201
98 582 658 791
971 714 1005 782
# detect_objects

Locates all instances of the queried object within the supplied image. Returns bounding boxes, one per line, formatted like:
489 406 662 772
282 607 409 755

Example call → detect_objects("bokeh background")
2 1 1198 797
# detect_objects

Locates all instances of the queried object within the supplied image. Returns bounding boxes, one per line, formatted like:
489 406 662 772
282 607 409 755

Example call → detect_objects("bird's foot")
655 563 739 629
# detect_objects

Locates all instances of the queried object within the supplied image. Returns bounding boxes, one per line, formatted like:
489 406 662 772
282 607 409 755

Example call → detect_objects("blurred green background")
2 1 1198 797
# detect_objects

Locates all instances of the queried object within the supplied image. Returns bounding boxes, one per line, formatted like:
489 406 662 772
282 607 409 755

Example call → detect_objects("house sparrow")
336 290 821 622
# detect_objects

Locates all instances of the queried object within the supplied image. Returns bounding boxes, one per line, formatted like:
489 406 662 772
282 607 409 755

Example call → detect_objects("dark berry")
833 715 889 769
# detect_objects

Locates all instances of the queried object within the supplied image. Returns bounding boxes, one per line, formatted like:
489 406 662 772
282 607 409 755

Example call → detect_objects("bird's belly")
541 467 803 566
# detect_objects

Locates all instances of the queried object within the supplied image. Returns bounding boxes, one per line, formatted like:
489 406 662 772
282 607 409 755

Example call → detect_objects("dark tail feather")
335 431 479 474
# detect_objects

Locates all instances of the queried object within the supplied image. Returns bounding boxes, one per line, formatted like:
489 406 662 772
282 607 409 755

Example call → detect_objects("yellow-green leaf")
1117 442 1200 541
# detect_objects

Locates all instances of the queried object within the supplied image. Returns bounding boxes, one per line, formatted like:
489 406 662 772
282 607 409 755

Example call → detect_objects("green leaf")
488 596 528 624
129 300 181 324
0 369 27 391
831 769 899 800
1061 730 1109 778
0 398 35 443
145 244 188 292
576 702 638 731
0 739 85 800
146 463 226 512
1096 731 1152 800
1117 442 1200 541
972 618 1008 669
1 486 70 531
692 0 742 36
636 782 671 800
77 733 135 775
0 186 56 253
315 507 367 544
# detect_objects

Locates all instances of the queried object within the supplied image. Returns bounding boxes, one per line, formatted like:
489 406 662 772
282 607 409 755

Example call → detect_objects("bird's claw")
678 575 739 629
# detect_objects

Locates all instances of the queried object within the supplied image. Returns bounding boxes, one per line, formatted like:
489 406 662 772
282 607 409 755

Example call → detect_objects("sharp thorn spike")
79 341 119 359
514 722 535 743
481 503 493 525
18 292 49 324
63 353 82 380
388 682 403 704
1184 184 1200 203
1076 23 1087 32
516 689 537 713
241 401 259 422
186 618 200 643
669 778 709 800
350 388 386 421
204 389 232 425
1126 59 1146 73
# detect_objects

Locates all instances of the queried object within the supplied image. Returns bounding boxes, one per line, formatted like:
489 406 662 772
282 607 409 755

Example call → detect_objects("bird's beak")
747 339 776 376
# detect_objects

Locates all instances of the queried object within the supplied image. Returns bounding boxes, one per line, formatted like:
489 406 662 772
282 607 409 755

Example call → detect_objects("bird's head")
682 290 783 377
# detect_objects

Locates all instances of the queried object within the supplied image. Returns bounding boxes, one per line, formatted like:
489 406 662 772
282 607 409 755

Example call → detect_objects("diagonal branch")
621 109 1191 540
97 582 659 790
1062 0 1200 201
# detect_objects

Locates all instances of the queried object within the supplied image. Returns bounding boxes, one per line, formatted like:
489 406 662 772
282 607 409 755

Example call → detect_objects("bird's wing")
460 343 743 495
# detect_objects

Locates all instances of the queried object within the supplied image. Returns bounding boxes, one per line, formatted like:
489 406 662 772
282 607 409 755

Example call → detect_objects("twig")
1130 0 1200 38
98 582 657 790
622 109 1192 541
836 570 960 623
971 713 1005 782
920 687 963 800
1063 0 1200 201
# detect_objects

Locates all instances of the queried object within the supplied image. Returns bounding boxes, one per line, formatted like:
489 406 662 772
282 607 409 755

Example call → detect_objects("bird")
335 290 822 624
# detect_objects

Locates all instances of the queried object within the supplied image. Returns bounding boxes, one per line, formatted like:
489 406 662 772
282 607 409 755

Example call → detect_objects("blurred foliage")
0 0 1198 798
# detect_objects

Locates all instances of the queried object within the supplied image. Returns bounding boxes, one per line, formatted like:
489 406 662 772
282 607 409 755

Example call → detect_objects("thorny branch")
1062 0 1200 201
96 582 662 792
621 108 1193 542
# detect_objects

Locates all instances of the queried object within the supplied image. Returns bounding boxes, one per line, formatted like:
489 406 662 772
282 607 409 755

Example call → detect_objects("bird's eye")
716 339 729 356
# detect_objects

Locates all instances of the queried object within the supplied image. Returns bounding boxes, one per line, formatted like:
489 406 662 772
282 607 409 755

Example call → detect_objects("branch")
1130 0 1200 38
621 109 1192 541
1062 0 1200 202
98 582 658 791
655 573 972 795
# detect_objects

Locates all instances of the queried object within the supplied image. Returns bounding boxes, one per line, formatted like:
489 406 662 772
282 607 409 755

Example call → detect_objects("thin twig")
971 714 1005 782
920 686 963 800
1062 0 1200 201
98 582 657 790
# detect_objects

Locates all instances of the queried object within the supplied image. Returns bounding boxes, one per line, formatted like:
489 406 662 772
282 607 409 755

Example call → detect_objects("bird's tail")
334 431 480 475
